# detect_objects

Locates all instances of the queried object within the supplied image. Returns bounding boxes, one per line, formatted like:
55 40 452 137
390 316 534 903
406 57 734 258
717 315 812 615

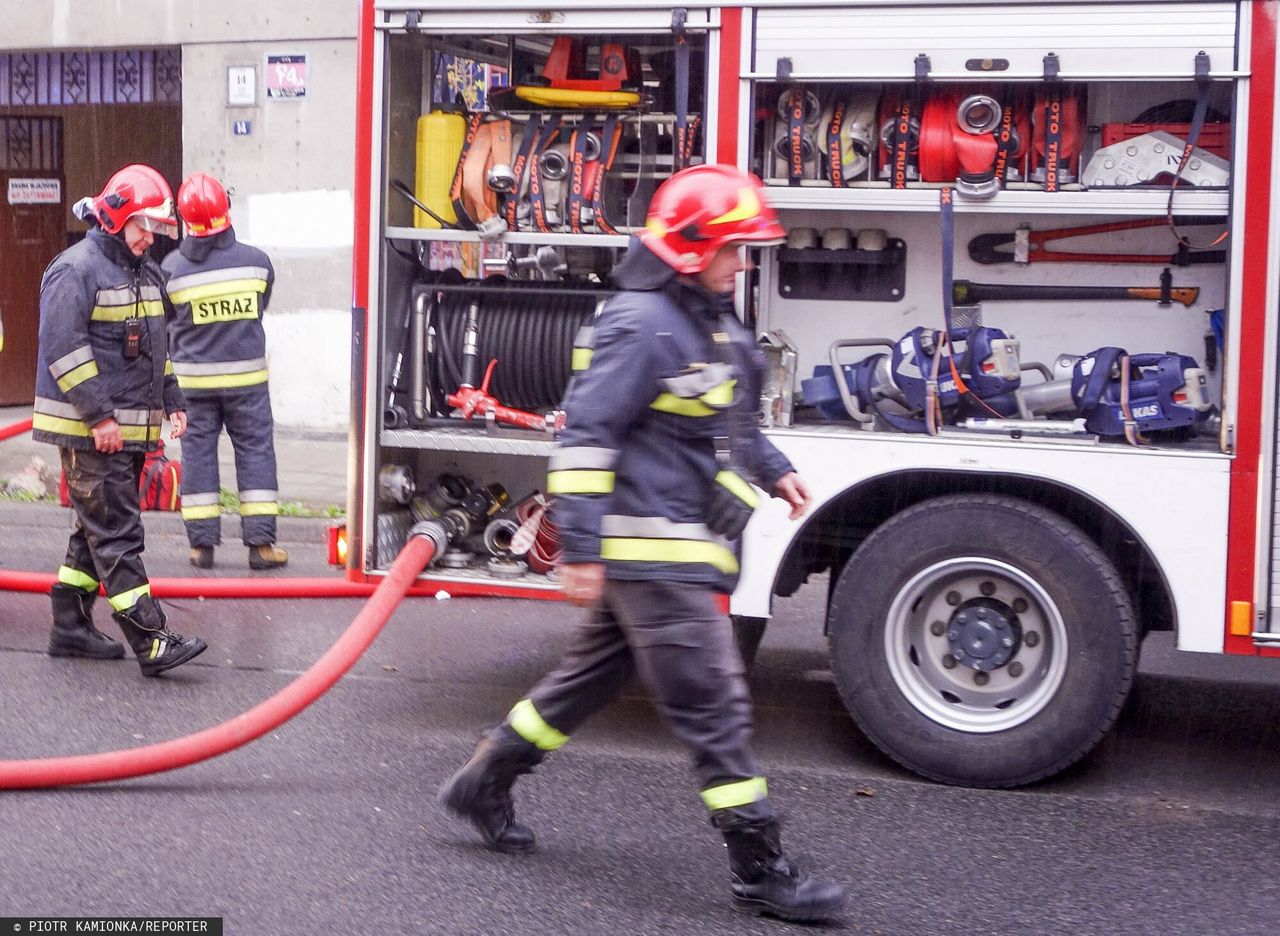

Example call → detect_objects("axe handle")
952 281 1199 307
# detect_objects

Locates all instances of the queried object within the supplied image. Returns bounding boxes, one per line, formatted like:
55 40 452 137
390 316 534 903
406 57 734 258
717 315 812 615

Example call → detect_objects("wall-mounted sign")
265 54 308 100
232 119 253 136
227 65 256 106
7 178 61 205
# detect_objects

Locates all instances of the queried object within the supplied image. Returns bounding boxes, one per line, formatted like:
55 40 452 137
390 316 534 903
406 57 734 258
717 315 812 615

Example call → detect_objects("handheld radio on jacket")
123 317 143 358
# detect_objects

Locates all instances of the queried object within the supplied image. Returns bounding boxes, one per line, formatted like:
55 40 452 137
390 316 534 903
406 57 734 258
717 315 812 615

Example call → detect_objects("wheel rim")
883 557 1068 734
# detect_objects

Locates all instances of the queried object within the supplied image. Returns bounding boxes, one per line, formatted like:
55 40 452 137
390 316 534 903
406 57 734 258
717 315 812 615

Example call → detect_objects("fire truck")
349 0 1280 788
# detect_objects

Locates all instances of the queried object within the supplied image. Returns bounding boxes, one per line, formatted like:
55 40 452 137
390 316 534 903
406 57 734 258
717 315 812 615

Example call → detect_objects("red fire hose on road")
0 526 446 789
0 417 33 442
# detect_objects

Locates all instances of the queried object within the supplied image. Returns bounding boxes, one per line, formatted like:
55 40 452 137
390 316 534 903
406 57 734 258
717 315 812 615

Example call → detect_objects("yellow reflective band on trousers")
650 379 735 417
176 369 269 390
546 469 615 495
508 698 568 751
57 565 99 592
571 348 594 372
701 776 768 811
715 470 759 507
600 537 739 574
182 504 222 521
239 501 280 517
164 358 174 376
108 583 151 612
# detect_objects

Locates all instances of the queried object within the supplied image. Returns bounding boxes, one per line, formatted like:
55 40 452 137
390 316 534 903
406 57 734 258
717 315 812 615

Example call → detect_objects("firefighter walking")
439 165 846 922
36 164 207 677
163 173 287 570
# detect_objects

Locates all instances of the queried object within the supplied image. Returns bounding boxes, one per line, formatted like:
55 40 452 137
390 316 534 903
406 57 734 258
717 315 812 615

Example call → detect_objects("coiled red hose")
0 532 436 789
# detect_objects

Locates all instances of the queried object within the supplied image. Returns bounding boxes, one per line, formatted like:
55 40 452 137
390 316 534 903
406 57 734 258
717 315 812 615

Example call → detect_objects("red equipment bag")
58 439 183 512
138 440 182 511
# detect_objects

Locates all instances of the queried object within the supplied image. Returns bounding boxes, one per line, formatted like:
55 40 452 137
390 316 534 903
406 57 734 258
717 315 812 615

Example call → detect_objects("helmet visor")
131 198 179 239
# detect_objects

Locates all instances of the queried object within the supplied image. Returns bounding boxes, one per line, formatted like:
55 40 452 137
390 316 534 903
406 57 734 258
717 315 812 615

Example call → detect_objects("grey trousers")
503 577 773 821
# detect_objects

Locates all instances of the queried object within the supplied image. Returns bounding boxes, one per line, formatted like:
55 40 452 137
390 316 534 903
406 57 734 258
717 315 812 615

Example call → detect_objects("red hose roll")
0 532 437 789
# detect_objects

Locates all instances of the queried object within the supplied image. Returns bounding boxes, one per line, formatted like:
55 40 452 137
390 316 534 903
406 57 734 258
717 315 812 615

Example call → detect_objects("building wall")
1 0 360 429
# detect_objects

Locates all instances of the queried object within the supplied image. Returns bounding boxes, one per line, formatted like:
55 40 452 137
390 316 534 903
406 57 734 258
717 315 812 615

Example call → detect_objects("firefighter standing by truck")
439 165 847 923
162 172 288 571
36 164 207 677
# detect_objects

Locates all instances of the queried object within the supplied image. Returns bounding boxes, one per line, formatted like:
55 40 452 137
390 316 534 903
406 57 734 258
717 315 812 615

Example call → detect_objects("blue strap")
674 13 690 169
507 113 541 229
1076 347 1125 415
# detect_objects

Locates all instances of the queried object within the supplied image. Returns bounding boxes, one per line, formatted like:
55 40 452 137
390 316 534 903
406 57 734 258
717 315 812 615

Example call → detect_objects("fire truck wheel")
731 615 767 670
827 493 1138 788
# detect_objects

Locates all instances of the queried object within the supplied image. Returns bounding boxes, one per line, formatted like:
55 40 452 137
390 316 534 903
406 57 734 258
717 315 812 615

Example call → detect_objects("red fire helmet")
177 172 232 237
640 164 786 274
91 164 178 238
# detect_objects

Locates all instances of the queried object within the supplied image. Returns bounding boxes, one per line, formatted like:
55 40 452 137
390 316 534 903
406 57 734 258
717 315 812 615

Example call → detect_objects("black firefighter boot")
437 733 542 853
714 812 847 922
112 594 208 677
48 583 125 659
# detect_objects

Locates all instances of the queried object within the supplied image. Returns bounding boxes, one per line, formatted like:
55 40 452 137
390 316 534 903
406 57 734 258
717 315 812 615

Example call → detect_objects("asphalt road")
1 504 1279 935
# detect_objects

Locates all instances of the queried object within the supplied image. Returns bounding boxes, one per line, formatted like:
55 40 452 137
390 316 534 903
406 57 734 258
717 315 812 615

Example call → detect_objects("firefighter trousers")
58 447 151 613
499 577 774 822
180 385 280 548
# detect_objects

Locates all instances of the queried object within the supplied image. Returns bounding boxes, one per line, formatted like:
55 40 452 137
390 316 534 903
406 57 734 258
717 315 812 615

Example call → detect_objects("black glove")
706 470 759 540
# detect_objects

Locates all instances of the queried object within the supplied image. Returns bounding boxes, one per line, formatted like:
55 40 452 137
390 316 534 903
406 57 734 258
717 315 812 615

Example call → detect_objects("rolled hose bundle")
424 283 600 414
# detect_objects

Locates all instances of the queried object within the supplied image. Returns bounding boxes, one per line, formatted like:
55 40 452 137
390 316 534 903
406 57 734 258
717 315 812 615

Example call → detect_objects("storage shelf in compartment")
381 427 556 456
402 564 560 593
385 225 631 247
762 187 1230 216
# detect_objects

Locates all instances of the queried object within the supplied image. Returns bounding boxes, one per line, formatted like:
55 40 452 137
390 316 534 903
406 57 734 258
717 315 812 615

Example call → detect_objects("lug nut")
946 590 962 606
1024 631 1040 647
1009 662 1024 677
942 654 957 669
974 671 990 686
1012 598 1028 614
930 620 946 637
954 647 966 659
1001 636 1014 648
980 580 996 596
949 629 960 641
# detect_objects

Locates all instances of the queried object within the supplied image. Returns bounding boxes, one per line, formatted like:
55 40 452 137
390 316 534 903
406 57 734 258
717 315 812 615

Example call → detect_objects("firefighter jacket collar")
179 226 237 263
87 226 146 271
611 236 735 325
610 236 677 291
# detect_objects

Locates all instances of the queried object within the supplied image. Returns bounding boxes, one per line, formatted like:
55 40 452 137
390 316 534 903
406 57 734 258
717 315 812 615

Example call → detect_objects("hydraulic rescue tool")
801 326 1022 431
801 328 1212 440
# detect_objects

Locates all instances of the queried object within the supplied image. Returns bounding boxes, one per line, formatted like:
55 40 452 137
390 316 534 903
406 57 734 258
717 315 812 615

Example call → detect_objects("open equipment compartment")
366 3 713 584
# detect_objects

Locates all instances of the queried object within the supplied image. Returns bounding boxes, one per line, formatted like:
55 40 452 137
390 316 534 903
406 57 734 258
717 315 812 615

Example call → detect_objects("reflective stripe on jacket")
550 239 794 593
161 228 275 394
33 228 183 451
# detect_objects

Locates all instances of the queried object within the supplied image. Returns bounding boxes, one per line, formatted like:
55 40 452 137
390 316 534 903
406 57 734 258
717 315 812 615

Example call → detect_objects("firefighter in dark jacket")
439 165 846 923
162 173 287 570
37 164 207 677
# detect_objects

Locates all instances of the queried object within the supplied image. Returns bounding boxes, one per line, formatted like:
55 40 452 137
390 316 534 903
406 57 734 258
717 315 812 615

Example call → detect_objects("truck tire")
827 493 1138 788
